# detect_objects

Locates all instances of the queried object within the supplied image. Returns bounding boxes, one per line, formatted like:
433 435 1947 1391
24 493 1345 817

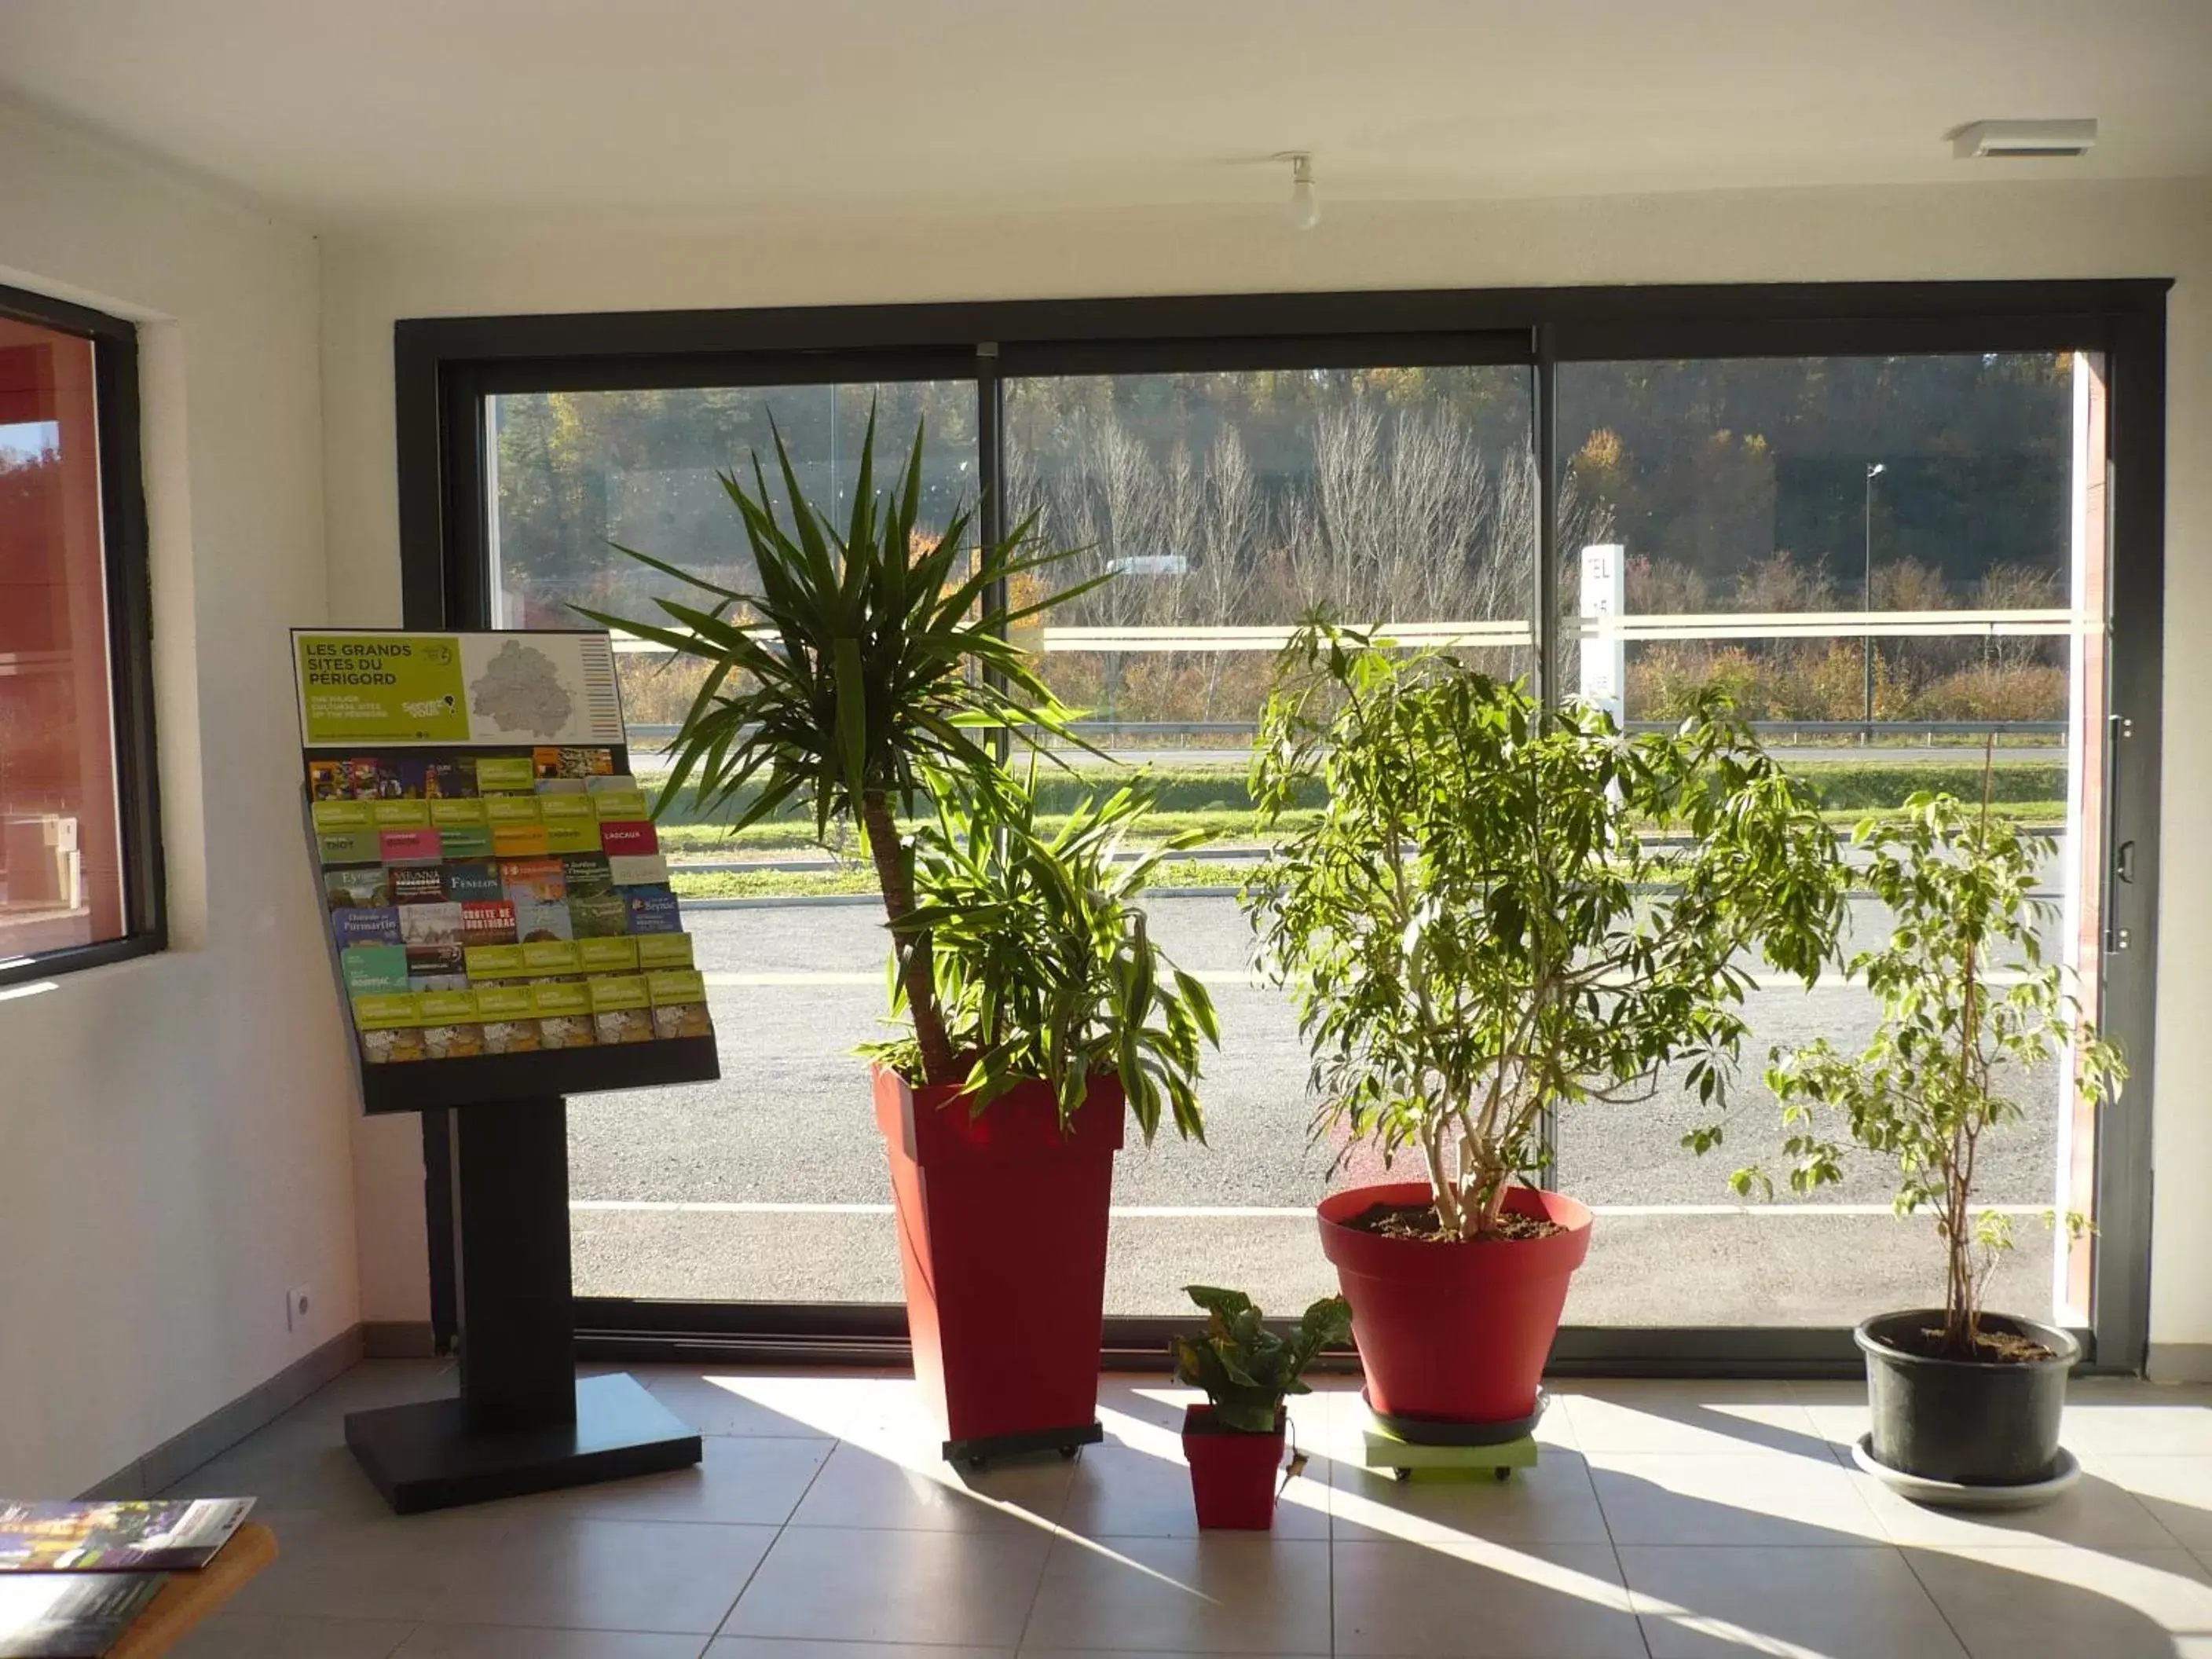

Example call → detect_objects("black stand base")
351 1097 702 1514
944 1419 1104 1468
346 1374 702 1514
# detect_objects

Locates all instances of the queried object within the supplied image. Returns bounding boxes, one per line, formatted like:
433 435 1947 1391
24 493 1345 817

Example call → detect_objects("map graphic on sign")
469 639 577 738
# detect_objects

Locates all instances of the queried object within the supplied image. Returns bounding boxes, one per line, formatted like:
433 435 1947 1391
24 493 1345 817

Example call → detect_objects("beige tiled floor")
165 1362 2212 1658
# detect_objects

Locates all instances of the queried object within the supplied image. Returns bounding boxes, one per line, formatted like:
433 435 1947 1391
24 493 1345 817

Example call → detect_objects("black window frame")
0 280 164 987
396 278 2167 1376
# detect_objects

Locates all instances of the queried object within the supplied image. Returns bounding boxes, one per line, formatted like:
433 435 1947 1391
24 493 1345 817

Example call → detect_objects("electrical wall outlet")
286 1284 312 1333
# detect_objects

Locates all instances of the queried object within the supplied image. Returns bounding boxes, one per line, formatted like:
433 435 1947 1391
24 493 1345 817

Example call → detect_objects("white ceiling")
2 0 2207 231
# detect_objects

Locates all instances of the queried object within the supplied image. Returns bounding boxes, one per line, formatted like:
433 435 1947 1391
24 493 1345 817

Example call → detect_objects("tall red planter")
874 1066 1122 1461
1318 1181 1593 1427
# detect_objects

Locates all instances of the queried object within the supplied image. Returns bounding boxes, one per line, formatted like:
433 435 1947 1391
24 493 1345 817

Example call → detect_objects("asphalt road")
567 885 2075 1314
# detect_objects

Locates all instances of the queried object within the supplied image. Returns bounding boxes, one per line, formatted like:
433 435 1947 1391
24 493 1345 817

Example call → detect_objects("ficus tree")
582 413 1103 1087
1247 623 1847 1242
1694 775 2125 1357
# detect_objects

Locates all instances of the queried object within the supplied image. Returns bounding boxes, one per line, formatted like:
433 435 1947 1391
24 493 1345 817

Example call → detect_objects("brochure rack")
294 628 715 1513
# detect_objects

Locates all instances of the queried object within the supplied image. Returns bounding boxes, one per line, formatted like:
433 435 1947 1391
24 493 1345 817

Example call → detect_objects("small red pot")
1181 1404 1284 1529
1318 1181 1593 1427
874 1066 1123 1453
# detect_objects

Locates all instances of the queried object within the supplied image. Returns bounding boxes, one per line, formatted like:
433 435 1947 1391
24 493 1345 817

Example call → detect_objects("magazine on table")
0 1497 253 1573
0 1573 166 1657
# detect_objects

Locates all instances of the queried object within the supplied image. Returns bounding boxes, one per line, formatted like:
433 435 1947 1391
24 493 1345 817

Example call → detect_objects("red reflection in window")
0 318 123 959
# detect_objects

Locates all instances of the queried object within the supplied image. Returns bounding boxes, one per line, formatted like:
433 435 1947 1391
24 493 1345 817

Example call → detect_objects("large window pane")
1551 353 2101 1327
488 381 978 1305
0 316 127 965
1005 364 1537 1317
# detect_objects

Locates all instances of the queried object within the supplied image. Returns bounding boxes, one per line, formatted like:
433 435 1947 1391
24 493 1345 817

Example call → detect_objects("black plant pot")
1857 1309 2080 1485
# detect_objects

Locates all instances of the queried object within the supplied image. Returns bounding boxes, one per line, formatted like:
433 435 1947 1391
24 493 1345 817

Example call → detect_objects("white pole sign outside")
1578 544 1627 726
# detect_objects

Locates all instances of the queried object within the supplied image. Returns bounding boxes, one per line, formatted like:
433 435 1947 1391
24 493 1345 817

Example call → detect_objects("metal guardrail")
628 718 2065 746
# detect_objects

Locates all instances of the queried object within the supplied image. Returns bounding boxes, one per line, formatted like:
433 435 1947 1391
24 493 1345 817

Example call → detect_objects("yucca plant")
581 413 1102 1086
873 768 1218 1137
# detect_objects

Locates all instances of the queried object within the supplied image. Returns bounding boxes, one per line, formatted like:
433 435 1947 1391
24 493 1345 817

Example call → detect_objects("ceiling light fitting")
1951 119 2097 159
1276 151 1320 229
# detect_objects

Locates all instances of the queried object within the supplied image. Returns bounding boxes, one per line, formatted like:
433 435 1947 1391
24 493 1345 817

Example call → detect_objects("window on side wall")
0 284 161 983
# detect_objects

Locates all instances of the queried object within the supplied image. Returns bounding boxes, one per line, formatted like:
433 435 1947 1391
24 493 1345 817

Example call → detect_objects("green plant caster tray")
1361 1423 1540 1483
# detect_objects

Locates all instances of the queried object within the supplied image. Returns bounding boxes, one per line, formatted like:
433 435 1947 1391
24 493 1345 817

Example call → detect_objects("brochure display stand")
293 628 716 1513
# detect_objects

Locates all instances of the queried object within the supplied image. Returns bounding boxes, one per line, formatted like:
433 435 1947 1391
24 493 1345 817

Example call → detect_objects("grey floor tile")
711 1643 1013 1658
152 1363 2212 1659
639 1372 845 1440
167 1612 416 1658
219 1510 512 1624
1331 1537 1644 1657
2087 1454 2212 1550
1906 1544 2212 1657
1024 1533 1332 1654
1590 1450 1888 1544
1622 1543 1968 1657
423 1517 776 1634
1562 1381 1829 1458
394 1628 712 1657
723 1524 1052 1648
787 1441 1074 1533
485 1434 833 1527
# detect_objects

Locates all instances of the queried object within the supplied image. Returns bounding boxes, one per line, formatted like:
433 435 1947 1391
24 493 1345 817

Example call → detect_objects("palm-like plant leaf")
581 413 1100 1085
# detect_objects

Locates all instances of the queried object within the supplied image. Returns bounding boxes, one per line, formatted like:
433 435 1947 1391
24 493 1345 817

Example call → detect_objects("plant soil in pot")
877 1067 1124 1458
1181 1405 1285 1530
1858 1309 2082 1486
1319 1181 1593 1426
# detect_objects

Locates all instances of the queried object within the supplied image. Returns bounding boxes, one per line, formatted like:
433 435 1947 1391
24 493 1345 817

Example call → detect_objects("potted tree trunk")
591 418 1214 1463
1703 770 2123 1494
1170 1287 1350 1529
1248 624 1845 1434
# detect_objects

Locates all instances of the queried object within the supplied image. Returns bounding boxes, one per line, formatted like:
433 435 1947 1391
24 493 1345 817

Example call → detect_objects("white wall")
0 102 360 1496
323 176 2212 1357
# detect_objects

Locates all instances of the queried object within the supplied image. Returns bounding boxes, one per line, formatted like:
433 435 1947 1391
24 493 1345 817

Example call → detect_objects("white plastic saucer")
1851 1433 2081 1510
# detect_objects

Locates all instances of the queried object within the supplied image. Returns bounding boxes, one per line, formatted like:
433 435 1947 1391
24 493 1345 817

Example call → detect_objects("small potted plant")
1170 1287 1351 1529
1701 777 2123 1492
1249 624 1844 1433
592 416 1214 1460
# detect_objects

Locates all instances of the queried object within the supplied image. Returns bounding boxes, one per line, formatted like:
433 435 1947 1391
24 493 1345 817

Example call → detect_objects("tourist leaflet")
0 1573 164 1657
0 1498 252 1573
293 630 712 1066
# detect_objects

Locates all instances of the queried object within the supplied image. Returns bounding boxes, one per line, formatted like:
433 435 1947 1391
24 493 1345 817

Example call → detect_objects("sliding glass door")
1001 363 1536 1317
403 282 2163 1368
1549 350 2111 1331
486 378 978 1307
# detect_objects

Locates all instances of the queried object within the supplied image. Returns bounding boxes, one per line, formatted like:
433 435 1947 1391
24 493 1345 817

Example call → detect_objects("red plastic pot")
1317 1181 1593 1427
874 1066 1123 1455
1181 1404 1284 1529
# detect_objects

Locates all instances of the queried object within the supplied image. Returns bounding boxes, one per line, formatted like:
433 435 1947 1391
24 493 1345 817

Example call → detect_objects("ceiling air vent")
1951 119 2098 159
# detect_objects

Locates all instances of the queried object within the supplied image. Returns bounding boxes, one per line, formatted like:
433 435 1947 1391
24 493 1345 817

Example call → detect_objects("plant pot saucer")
1851 1432 2081 1510
1363 1388 1548 1447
